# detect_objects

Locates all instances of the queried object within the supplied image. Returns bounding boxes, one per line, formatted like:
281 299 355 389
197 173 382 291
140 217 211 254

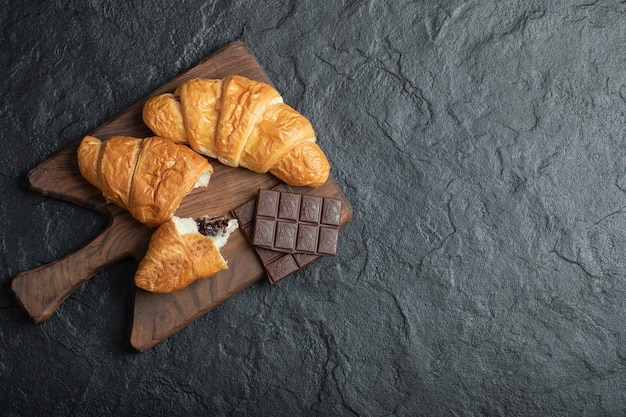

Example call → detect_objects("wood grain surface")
11 41 352 351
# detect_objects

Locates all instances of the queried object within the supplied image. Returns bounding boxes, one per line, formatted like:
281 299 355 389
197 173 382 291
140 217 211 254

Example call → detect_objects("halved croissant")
134 215 238 293
142 75 331 187
77 135 213 227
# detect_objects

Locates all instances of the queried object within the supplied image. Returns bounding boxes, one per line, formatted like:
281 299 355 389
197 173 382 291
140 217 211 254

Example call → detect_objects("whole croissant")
142 75 330 187
77 135 213 227
134 215 238 293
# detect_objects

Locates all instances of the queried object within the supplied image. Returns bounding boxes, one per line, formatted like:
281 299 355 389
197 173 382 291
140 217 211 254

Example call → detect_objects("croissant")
77 135 213 227
134 215 238 293
142 75 331 187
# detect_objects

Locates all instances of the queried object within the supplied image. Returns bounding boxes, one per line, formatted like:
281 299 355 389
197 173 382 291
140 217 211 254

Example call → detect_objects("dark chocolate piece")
300 195 322 223
252 189 341 256
231 189 324 284
265 255 300 283
321 198 342 226
318 227 340 256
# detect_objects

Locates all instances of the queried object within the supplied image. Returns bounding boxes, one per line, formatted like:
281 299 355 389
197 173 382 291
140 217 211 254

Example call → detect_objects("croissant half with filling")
77 135 213 227
134 215 238 293
142 75 331 187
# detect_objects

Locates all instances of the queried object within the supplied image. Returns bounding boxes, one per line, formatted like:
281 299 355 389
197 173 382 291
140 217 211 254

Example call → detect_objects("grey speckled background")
2 1 626 416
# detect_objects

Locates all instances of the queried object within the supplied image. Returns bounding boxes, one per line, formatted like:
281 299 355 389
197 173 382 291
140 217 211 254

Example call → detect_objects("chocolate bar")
231 197 319 284
252 189 341 256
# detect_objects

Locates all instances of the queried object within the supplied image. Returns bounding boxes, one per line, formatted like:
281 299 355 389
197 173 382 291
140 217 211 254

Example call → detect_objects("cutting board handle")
11 213 151 323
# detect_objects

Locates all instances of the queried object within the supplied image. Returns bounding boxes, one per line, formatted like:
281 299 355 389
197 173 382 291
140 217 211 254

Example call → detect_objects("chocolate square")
256 246 284 265
321 197 342 226
231 198 256 225
278 192 301 221
296 224 319 253
256 189 280 217
318 227 339 256
300 195 323 223
275 221 298 251
252 217 276 247
265 255 300 283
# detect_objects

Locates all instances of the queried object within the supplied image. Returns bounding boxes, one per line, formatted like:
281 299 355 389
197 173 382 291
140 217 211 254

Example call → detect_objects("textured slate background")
2 1 626 416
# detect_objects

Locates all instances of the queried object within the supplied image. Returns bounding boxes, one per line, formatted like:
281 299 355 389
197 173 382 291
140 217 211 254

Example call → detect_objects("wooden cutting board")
11 41 353 352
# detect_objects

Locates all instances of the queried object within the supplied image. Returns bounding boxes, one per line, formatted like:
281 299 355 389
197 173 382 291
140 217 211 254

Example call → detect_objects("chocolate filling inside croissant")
195 215 231 237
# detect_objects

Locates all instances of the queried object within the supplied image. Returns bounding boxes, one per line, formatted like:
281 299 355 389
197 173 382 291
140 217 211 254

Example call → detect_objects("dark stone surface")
2 1 626 415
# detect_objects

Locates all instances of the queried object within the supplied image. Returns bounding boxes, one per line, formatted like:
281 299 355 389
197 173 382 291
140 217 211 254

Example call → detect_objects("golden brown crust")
77 135 102 189
142 75 330 187
134 218 228 293
141 93 187 144
77 135 213 227
175 78 223 157
239 103 315 173
215 75 282 167
98 136 142 208
129 136 212 226
270 141 330 187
